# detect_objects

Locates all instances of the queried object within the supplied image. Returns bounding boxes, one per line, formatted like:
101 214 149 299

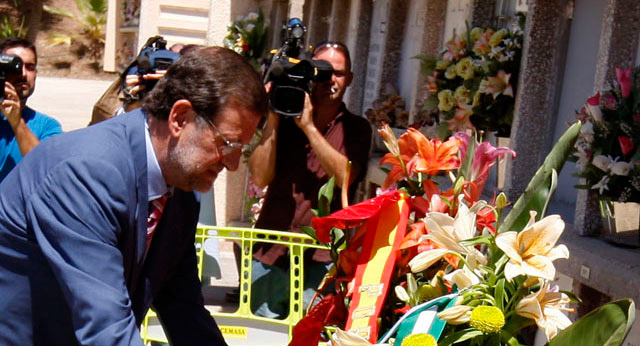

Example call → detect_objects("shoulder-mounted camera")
264 18 333 117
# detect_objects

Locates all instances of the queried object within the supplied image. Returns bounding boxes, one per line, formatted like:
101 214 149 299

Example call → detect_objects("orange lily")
378 127 423 189
412 130 463 176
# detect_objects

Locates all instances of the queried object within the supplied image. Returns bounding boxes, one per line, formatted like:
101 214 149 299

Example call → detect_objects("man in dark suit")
0 46 267 346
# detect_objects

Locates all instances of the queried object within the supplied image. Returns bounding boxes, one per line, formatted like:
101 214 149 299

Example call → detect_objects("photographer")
248 41 372 318
0 37 62 181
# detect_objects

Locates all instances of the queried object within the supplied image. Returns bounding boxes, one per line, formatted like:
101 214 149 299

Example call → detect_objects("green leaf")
499 121 581 233
458 132 477 182
495 278 506 311
299 226 317 241
547 299 635 346
439 328 485 346
459 235 492 247
317 176 336 217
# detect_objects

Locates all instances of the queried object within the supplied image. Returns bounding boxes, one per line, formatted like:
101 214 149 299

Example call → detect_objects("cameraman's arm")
295 94 360 189
249 111 279 187
2 82 39 155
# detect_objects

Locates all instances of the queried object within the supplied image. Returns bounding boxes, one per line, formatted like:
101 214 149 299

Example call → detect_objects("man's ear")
167 99 195 137
345 70 354 87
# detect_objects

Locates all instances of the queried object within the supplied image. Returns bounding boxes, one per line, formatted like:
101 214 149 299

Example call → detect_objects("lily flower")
591 175 610 194
446 102 475 132
516 282 573 341
610 161 634 176
591 154 615 172
472 30 493 55
426 71 438 93
412 131 462 176
495 212 569 282
437 304 472 324
378 123 400 157
616 67 633 98
443 34 466 61
480 70 514 99
585 93 603 123
408 248 448 273
443 264 480 288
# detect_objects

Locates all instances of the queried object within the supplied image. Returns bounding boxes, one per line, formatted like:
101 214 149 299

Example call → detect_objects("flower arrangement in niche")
573 66 640 203
223 10 268 71
417 22 523 138
288 122 635 346
365 85 411 129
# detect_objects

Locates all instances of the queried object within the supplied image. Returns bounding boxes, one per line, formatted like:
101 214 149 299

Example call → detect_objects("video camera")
264 18 333 116
123 36 180 101
0 53 23 103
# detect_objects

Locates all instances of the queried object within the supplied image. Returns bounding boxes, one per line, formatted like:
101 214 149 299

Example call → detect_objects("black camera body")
0 53 23 103
265 18 333 116
123 36 180 101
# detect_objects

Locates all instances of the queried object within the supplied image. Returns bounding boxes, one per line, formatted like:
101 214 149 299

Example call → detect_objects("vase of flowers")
416 23 523 138
574 66 640 247
223 10 268 71
365 87 411 152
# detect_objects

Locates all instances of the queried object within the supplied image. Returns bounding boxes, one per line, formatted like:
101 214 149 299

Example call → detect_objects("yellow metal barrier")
140 225 327 345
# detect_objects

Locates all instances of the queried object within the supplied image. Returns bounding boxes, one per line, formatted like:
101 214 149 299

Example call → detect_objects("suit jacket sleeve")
26 157 144 346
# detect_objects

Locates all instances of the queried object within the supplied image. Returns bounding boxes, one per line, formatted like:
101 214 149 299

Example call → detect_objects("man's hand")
2 82 23 128
294 92 315 133
124 71 167 97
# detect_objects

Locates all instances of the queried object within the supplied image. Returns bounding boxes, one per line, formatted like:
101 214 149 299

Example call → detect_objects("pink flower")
470 141 516 192
619 136 634 156
602 93 617 109
616 67 633 98
585 92 603 122
443 34 466 61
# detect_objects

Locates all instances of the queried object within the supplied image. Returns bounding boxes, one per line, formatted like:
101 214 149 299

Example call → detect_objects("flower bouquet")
223 10 268 71
288 121 635 346
574 66 640 203
416 24 523 138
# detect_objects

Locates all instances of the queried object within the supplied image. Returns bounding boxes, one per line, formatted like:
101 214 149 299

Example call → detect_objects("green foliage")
0 15 26 39
43 0 107 64
547 299 635 346
499 121 581 233
223 9 268 71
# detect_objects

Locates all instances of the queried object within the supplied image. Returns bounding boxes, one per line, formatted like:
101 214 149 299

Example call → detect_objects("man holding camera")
249 42 372 318
0 37 62 181
0 46 267 345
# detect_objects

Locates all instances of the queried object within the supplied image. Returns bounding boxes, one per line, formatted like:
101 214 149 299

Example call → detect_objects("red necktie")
146 194 168 252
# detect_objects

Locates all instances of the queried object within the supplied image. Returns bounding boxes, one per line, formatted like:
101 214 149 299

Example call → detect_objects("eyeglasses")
201 116 244 156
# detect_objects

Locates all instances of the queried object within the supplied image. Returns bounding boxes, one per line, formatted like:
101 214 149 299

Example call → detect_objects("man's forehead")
5 46 36 63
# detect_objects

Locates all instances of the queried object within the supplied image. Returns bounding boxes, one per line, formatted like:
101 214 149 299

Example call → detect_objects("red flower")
616 67 633 98
619 136 634 156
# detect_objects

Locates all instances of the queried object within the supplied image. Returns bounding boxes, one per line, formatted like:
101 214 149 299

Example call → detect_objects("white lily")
444 265 480 289
437 304 472 325
423 199 487 267
516 282 573 341
409 248 448 273
610 161 634 176
495 212 569 282
591 175 610 194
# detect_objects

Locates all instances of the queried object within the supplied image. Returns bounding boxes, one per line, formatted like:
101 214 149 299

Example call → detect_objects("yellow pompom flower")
402 333 437 346
419 284 442 302
469 306 505 334
437 90 456 112
455 57 474 80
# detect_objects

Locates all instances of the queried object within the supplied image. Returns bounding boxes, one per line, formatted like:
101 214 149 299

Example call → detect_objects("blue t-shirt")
0 106 62 181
